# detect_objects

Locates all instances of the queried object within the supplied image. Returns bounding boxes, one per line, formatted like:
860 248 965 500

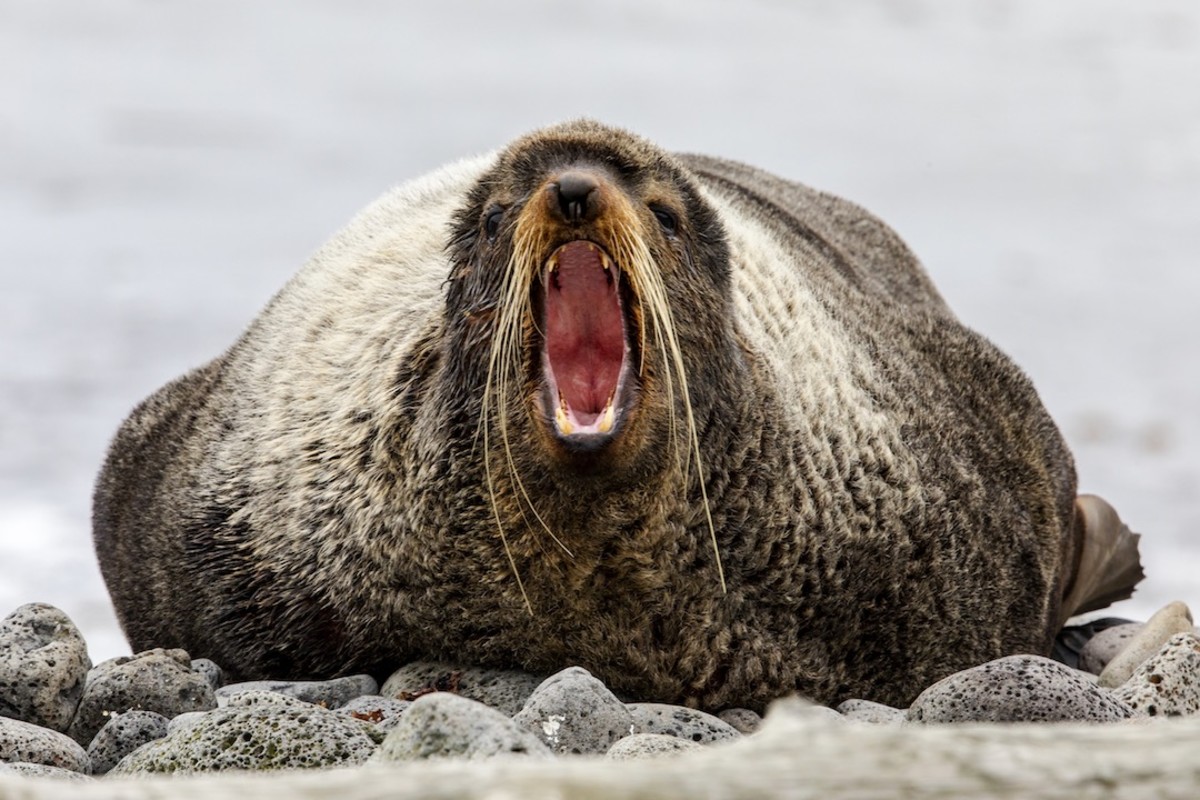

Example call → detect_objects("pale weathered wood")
2 700 1198 800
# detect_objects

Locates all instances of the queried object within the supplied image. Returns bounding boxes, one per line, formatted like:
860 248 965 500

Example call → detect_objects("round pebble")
189 659 224 690
513 667 634 755
765 699 847 724
1110 632 1200 718
109 690 377 774
338 695 411 731
0 603 92 732
166 711 207 736
66 648 217 746
908 655 1135 723
215 674 378 708
1099 602 1194 688
836 699 907 724
86 710 169 775
717 708 763 734
1077 623 1142 675
605 733 703 760
372 692 550 761
0 716 91 774
382 662 547 716
0 762 94 781
626 703 740 744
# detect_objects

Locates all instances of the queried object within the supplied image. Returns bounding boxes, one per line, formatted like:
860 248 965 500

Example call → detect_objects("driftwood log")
1 700 1198 799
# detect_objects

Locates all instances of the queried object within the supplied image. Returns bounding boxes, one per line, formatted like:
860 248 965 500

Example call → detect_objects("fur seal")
93 120 1143 711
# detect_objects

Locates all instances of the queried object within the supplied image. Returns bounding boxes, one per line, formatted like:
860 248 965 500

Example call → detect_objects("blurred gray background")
2 0 1197 663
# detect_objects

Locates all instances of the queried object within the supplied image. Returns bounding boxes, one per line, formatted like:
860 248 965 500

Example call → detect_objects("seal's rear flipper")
1051 616 1136 669
1059 495 1145 628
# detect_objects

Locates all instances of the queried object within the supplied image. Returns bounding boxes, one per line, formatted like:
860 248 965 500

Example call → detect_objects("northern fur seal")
94 120 1143 711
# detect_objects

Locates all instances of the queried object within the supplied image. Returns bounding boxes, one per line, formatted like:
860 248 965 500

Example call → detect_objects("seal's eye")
650 205 678 236
484 207 504 241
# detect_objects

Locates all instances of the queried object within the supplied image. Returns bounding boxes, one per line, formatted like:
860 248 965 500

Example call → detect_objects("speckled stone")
605 733 703 760
627 703 740 744
761 697 847 726
0 716 91 773
908 655 1135 723
717 708 762 734
166 711 207 736
86 710 169 775
1110 633 1200 718
0 762 93 780
190 659 224 690
381 662 547 716
216 674 378 708
372 692 549 762
513 667 634 755
338 695 411 731
1078 623 1142 675
837 699 907 724
0 603 91 732
108 690 377 774
1099 602 1194 688
66 648 216 746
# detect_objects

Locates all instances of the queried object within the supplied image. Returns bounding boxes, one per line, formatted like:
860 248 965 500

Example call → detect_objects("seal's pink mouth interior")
543 241 626 432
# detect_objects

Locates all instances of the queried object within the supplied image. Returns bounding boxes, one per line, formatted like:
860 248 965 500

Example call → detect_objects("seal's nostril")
553 171 600 223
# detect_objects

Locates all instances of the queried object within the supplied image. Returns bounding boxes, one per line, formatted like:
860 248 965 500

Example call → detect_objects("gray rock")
836 699 907 724
372 692 550 762
1099 602 1194 688
0 603 91 732
605 733 703 760
1110 632 1200 717
1078 623 1143 675
108 690 377 774
0 716 91 773
190 659 224 690
627 703 740 744
717 707 762 734
166 711 207 736
382 661 547 716
86 710 169 775
908 655 1135 723
765 700 847 724
67 648 217 745
513 667 634 755
339 695 411 731
0 761 94 780
216 674 378 708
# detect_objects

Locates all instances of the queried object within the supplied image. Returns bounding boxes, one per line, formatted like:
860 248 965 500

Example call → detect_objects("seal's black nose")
551 171 601 224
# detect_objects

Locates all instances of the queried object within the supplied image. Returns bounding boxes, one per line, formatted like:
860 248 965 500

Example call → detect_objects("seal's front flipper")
1059 494 1145 628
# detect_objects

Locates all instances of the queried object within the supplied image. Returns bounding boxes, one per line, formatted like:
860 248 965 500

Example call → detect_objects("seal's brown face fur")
93 120 1142 713
444 122 735 599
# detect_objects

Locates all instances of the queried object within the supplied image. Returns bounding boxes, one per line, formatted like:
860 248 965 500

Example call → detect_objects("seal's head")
444 121 736 586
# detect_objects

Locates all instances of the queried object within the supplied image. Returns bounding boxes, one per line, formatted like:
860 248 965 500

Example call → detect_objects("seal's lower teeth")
555 403 573 436
597 400 615 434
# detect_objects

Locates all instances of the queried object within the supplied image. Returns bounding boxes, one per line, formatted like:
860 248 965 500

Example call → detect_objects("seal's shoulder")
677 153 946 311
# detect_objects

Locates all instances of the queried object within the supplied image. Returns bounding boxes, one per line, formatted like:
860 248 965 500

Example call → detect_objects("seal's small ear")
1059 494 1145 628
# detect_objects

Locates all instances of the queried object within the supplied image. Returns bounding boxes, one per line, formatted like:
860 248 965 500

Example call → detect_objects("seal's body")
94 121 1141 710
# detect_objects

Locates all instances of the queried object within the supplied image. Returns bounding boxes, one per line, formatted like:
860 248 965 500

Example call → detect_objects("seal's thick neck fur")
93 120 1143 712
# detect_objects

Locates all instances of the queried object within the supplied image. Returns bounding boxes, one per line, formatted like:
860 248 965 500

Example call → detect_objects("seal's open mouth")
540 240 632 445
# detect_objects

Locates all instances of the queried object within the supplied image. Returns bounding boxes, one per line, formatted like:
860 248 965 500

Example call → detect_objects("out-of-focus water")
2 0 1197 663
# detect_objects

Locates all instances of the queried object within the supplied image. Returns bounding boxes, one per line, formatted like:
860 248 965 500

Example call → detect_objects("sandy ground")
2 0 1197 664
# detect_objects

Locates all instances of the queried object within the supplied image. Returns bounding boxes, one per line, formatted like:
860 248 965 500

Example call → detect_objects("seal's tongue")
544 241 625 429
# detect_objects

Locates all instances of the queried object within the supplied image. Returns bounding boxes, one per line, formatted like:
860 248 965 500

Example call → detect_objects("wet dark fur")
96 121 1088 711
